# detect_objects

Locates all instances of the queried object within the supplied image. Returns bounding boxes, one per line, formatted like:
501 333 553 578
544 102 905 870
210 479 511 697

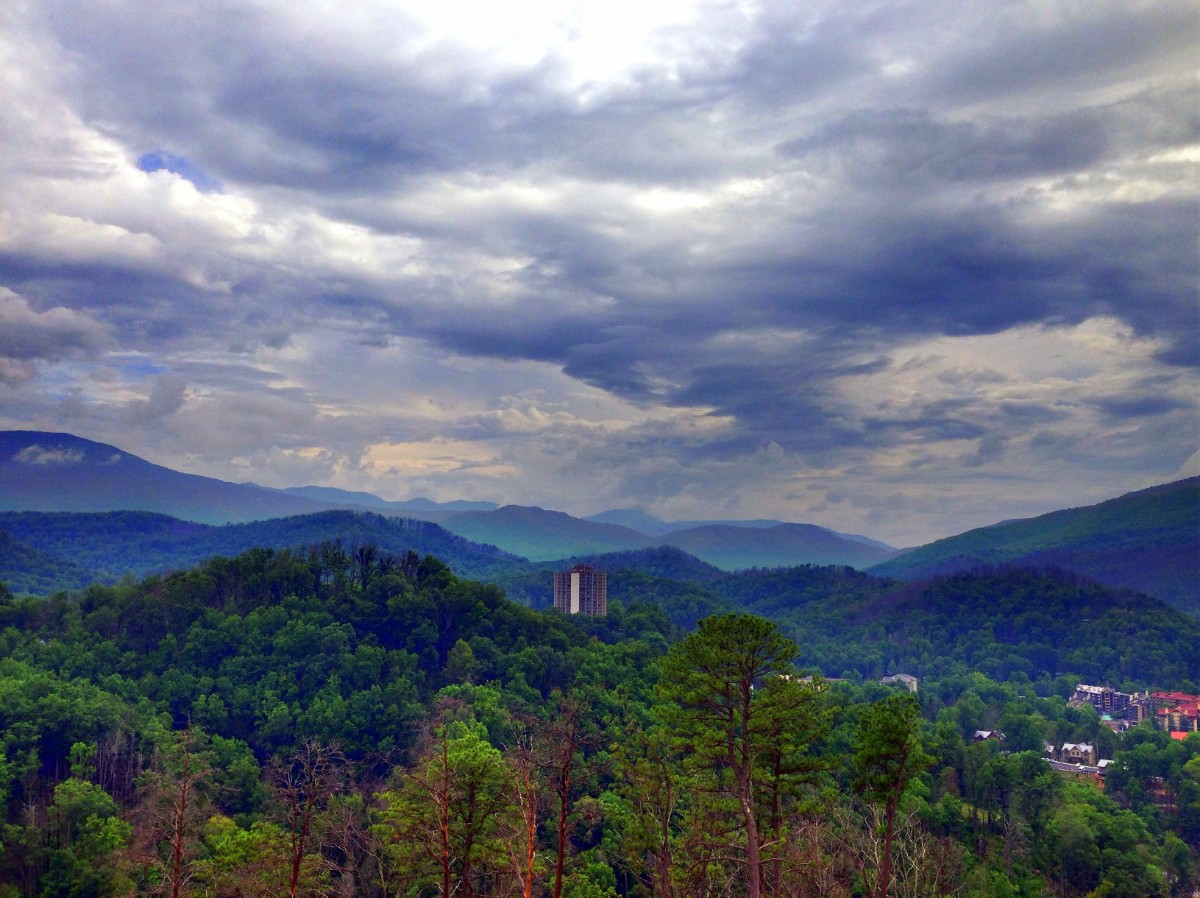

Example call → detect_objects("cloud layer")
1 0 1196 544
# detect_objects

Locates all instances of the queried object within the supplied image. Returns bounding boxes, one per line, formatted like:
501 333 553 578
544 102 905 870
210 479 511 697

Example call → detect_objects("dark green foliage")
0 527 93 595
853 694 933 898
0 510 523 595
745 567 1200 688
565 546 726 583
0 543 649 760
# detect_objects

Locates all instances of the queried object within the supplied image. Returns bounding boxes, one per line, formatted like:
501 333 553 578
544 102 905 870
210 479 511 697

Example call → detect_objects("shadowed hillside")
0 510 524 591
870 478 1199 616
0 431 331 523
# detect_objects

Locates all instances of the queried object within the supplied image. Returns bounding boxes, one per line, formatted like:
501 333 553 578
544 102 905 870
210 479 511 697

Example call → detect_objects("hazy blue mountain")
442 506 897 570
869 477 1199 616
0 431 501 526
0 431 331 523
661 523 897 570
277 485 497 519
586 507 792 535
584 507 684 536
441 505 655 561
3 431 897 570
585 507 896 555
276 485 404 509
827 531 898 552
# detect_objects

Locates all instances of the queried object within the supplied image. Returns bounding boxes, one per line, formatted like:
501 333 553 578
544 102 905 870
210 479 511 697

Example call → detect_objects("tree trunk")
441 737 453 898
553 763 571 898
523 768 537 898
877 791 899 898
170 776 189 898
657 774 675 898
742 789 762 898
287 796 314 898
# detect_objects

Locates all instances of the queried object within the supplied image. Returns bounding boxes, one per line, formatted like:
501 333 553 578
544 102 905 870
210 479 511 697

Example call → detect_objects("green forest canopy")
0 543 1197 897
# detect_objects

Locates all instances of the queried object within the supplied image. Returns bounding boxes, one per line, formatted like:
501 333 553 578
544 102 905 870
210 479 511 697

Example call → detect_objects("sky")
0 0 1197 547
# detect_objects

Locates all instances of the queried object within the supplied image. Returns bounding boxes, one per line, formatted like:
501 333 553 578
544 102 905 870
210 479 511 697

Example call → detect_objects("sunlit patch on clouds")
364 438 518 479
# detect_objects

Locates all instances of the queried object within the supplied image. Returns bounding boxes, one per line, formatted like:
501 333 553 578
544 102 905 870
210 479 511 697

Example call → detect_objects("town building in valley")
553 563 607 616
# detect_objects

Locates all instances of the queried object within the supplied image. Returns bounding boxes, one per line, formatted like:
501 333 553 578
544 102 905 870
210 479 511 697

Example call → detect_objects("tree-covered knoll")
0 543 673 760
555 546 727 585
0 546 1197 897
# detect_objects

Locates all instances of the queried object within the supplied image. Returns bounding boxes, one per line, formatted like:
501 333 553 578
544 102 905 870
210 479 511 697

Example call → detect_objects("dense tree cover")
6 509 1197 693
735 567 1200 690
0 511 524 594
0 546 1197 897
0 526 94 596
657 615 829 898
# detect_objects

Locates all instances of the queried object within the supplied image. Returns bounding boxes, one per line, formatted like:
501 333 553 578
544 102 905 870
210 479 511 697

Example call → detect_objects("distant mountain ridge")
0 431 327 523
0 431 495 524
584 506 894 551
661 522 895 569
436 505 895 570
585 507 786 536
278 485 497 517
4 431 1194 595
0 431 896 571
869 477 1199 616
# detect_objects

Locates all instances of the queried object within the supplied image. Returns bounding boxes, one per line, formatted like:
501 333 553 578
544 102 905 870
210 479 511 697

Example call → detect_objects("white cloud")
14 444 85 465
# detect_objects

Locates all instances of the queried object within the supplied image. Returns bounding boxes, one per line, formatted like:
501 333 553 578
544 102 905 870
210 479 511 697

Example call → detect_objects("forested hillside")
716 565 1200 689
871 478 1200 615
0 545 1197 897
0 510 523 593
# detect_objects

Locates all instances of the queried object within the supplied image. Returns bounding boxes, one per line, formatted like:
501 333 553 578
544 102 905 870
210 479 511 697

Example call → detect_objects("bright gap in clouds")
402 0 710 85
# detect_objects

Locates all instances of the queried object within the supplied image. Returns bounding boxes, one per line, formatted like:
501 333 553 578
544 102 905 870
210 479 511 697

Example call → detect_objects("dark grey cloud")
923 1 1199 106
779 107 1112 184
1090 394 1195 420
0 289 108 362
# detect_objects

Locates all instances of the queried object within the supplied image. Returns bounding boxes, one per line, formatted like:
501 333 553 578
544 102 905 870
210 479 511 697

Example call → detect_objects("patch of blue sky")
137 150 222 193
107 354 166 379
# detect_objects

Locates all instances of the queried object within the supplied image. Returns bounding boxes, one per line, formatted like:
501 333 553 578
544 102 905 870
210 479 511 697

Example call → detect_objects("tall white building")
553 564 607 616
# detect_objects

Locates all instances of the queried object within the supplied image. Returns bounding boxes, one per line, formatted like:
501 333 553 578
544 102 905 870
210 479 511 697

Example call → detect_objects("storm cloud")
0 0 1196 545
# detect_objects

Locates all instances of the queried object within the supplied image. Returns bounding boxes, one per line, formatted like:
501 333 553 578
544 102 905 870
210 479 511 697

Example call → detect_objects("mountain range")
1 430 1196 615
0 431 894 570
